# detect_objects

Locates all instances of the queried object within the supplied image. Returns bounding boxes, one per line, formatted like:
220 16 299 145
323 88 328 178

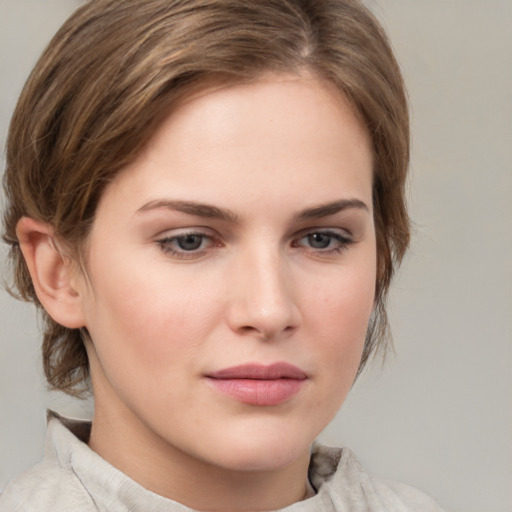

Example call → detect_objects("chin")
203 421 315 472
217 446 309 473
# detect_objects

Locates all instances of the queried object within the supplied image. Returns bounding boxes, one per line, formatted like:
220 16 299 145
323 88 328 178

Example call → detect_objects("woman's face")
77 74 376 474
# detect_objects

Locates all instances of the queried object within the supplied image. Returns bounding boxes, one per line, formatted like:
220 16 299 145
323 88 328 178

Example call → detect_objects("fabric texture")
0 414 444 512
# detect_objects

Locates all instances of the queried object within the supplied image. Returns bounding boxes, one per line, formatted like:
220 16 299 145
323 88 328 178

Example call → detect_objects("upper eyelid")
156 232 216 258
155 226 217 239
291 228 355 251
158 232 217 248
293 226 353 239
154 225 354 243
155 226 353 238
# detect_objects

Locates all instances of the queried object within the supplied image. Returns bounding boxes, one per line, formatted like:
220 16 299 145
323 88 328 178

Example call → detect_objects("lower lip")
206 378 305 406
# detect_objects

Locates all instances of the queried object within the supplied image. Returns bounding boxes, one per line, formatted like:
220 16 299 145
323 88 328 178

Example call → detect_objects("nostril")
240 325 271 340
237 324 295 340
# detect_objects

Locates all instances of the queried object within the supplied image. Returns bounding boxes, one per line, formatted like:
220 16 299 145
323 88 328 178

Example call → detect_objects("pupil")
308 233 330 249
177 235 203 251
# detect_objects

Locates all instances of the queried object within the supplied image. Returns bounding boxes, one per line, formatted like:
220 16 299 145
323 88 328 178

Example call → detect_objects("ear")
16 217 86 329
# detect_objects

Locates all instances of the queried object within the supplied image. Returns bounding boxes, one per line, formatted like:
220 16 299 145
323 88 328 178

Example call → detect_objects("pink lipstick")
205 362 307 406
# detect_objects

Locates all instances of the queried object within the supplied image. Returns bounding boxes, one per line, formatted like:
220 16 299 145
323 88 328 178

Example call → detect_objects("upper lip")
206 362 308 380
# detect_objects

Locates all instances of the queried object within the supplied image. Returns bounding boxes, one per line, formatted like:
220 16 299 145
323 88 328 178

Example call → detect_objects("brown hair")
2 0 409 395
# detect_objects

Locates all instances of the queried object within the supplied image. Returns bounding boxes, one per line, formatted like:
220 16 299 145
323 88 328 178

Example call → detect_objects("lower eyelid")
161 234 209 247
157 241 208 259
293 230 353 245
156 229 353 256
156 231 225 259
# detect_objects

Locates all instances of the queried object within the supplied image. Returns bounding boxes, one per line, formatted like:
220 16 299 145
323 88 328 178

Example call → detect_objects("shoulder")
310 443 446 512
0 416 97 512
371 479 446 512
0 459 96 512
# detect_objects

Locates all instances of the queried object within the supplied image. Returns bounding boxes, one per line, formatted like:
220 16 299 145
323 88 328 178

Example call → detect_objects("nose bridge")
228 241 299 339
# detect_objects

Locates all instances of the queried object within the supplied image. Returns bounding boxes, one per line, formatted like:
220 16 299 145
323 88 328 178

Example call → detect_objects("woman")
1 0 443 510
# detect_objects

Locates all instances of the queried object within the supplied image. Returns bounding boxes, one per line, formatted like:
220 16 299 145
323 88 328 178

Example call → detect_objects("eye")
292 230 353 254
157 231 217 259
306 232 334 249
174 234 205 251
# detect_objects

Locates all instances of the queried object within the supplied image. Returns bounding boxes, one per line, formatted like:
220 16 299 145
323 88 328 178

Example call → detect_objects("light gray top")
0 414 444 511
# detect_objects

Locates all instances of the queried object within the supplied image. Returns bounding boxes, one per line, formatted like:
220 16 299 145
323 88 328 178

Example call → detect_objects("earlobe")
16 217 86 329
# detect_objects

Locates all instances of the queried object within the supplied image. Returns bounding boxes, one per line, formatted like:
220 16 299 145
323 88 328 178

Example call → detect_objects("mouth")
205 362 308 406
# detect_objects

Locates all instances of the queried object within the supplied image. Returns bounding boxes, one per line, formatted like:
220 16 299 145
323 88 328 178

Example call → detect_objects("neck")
89 388 312 512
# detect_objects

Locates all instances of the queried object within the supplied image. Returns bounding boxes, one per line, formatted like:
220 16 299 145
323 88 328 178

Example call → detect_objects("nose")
226 248 301 341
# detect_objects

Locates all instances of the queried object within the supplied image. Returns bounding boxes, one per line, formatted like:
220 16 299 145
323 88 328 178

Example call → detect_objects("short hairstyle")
2 0 410 396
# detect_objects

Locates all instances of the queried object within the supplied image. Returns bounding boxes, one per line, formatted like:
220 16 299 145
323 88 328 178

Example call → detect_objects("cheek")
301 272 374 427
81 248 221 375
103 302 194 362
301 258 376 383
81 269 217 415
305 259 376 338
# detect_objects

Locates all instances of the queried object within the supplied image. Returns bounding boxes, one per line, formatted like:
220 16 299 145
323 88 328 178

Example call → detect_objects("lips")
205 363 307 406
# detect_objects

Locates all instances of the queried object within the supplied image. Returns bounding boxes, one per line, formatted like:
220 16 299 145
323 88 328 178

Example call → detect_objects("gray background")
1 1 511 511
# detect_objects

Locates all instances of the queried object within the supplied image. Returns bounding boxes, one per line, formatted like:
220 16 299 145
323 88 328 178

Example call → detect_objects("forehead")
96 73 373 218
152 73 370 156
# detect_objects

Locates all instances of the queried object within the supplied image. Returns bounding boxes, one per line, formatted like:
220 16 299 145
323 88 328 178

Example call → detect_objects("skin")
19 74 376 511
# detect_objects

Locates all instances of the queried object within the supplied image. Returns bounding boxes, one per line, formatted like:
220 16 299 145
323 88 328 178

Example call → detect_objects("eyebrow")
136 198 369 223
136 199 239 223
297 199 369 220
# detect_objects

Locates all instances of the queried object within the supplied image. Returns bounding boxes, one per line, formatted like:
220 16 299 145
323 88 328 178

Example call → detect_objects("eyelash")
157 231 218 260
156 229 354 260
292 230 354 254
